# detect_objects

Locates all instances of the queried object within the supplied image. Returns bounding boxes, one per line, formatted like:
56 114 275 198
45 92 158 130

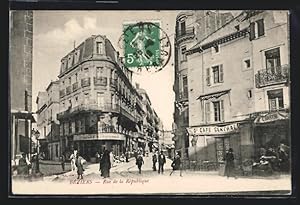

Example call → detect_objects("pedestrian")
30 153 38 175
136 152 144 174
95 152 100 163
152 152 157 171
70 150 77 172
170 152 182 176
60 153 66 171
158 151 166 174
224 148 237 179
100 150 111 178
109 150 114 169
17 153 29 176
75 152 85 180
125 150 129 162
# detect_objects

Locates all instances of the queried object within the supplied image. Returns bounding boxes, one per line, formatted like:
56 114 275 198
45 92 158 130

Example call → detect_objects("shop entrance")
215 137 230 162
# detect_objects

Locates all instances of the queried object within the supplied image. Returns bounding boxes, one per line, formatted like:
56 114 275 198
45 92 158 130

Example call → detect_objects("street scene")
9 10 291 195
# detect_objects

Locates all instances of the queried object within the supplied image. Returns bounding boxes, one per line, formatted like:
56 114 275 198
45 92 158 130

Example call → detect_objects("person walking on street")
136 152 144 174
224 148 237 179
100 150 111 178
152 152 157 171
170 152 182 176
70 150 77 172
17 153 29 176
75 152 85 179
158 151 166 174
60 153 66 171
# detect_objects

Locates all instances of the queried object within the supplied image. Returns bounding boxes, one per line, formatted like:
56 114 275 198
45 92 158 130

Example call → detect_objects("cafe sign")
254 111 289 124
187 123 239 136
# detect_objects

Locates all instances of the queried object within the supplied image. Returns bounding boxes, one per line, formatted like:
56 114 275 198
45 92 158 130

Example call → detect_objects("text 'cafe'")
186 122 254 164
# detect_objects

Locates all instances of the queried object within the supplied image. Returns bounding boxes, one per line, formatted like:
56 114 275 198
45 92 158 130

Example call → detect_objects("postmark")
118 21 171 73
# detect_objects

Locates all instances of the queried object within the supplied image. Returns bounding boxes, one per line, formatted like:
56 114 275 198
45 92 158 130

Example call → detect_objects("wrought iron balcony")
72 82 79 91
255 65 289 88
66 86 72 95
59 89 65 98
81 77 91 88
94 77 108 86
176 27 195 42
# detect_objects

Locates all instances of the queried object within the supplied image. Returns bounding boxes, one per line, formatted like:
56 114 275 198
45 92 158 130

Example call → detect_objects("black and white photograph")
9 10 292 195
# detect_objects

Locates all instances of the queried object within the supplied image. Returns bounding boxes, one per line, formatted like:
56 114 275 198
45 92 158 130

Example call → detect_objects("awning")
11 110 36 123
197 89 231 101
254 110 289 124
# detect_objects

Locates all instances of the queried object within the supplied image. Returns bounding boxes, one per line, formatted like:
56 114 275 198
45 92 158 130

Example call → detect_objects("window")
62 81 64 86
74 50 80 64
69 99 72 107
96 67 103 78
181 46 187 61
250 19 265 40
67 55 73 68
69 77 71 85
180 20 186 35
267 89 284 111
213 100 224 122
182 76 188 98
248 90 252 98
97 92 104 108
84 68 89 77
265 48 281 73
96 42 104 55
212 65 224 84
243 59 251 69
75 73 78 82
84 93 89 105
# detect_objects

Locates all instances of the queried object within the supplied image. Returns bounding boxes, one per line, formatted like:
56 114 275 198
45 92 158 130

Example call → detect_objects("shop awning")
197 89 231 101
254 110 289 124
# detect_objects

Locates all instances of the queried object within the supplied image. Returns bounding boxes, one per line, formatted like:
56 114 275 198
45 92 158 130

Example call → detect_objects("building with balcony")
10 11 35 161
185 10 290 167
173 10 234 159
36 80 60 160
55 35 162 161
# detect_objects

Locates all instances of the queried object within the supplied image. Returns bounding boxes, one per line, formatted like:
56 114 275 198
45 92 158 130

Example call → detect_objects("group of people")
14 152 41 177
135 149 182 176
67 150 86 180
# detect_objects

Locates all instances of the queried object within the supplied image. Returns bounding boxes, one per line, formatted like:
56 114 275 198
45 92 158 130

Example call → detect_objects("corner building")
57 35 143 161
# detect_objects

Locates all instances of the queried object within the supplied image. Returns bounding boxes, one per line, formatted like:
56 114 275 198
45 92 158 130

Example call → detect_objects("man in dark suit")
158 151 166 174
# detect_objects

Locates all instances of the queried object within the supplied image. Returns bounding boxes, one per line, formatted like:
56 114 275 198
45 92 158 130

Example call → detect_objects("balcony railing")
66 86 72 95
59 89 65 98
255 65 289 88
110 78 118 88
94 77 107 86
81 77 91 88
176 27 195 41
72 82 79 91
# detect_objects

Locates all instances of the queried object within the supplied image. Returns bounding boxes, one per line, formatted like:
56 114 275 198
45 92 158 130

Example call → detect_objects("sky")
32 10 179 130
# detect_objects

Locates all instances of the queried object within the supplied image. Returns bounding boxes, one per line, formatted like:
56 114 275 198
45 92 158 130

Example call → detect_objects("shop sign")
74 133 126 141
187 123 239 136
74 134 98 141
254 111 289 124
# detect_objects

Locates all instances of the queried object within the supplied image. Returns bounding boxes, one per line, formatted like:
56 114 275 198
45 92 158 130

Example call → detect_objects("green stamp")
123 22 161 68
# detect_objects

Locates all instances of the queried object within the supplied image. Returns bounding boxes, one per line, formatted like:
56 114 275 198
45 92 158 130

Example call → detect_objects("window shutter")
219 64 224 83
220 100 224 121
205 102 210 122
249 22 255 41
257 19 265 37
206 68 211 86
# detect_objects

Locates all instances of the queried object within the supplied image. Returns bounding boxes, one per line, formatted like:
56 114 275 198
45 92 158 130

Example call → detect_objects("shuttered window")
249 19 265 41
205 102 211 123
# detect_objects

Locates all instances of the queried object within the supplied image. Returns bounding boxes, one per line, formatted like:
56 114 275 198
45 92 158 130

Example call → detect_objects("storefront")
73 132 126 161
252 109 290 159
187 121 253 166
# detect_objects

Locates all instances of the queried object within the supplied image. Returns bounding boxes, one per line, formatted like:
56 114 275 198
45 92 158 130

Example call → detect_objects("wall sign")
187 123 239 136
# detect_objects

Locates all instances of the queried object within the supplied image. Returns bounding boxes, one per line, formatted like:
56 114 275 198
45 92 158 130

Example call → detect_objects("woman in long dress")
100 150 111 178
75 153 84 179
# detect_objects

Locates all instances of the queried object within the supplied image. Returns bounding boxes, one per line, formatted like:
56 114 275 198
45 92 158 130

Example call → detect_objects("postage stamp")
121 21 171 73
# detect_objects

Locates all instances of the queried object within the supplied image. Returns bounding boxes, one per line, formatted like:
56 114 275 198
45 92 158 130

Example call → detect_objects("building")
173 10 234 159
9 10 35 161
185 10 290 166
55 35 162 161
36 80 60 160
